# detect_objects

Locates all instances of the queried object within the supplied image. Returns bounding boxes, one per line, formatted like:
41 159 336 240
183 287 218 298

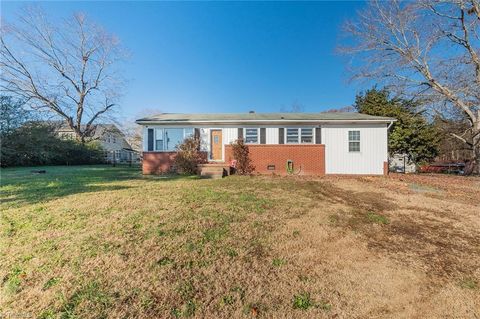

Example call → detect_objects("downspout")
386 120 395 175
387 120 394 130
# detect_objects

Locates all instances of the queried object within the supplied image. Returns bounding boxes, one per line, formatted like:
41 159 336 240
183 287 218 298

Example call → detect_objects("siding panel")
222 128 238 161
323 124 387 175
266 128 279 144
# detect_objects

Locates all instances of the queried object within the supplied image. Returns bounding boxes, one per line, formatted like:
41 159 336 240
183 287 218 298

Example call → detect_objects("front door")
210 130 222 161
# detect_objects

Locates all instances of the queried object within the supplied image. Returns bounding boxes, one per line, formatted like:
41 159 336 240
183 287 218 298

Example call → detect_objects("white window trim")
285 127 315 144
348 130 361 152
243 128 260 144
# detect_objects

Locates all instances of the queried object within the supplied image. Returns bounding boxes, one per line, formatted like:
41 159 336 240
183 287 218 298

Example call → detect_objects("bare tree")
0 7 126 142
341 0 480 174
280 100 305 113
324 105 355 113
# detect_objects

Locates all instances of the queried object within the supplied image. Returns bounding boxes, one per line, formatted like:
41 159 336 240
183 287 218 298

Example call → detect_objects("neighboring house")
56 123 140 164
136 112 396 175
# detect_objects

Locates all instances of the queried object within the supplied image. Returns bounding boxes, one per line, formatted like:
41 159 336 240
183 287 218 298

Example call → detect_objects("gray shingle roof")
136 112 395 124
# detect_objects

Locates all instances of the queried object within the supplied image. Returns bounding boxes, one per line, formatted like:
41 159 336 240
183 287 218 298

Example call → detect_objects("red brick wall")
224 144 325 175
142 152 177 174
142 151 208 174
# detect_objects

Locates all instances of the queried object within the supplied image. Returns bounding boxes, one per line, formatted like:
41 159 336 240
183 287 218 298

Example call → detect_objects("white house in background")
136 112 396 175
56 123 140 163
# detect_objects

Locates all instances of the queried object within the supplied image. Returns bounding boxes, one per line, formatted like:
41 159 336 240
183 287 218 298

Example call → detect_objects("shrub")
0 122 104 167
231 139 255 175
174 137 206 175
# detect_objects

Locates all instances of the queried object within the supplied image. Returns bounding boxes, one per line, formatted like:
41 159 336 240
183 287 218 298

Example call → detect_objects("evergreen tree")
354 88 439 164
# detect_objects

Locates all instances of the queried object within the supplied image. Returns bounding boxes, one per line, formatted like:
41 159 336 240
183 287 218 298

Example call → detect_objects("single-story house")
136 112 396 176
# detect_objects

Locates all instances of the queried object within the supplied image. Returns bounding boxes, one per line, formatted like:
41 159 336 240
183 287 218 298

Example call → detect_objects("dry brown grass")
1 167 479 318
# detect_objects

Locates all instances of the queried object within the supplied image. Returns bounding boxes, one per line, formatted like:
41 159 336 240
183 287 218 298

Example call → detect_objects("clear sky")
2 1 366 118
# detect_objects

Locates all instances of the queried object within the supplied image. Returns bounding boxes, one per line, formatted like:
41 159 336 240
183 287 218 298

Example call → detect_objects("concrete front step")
200 171 224 179
198 163 230 179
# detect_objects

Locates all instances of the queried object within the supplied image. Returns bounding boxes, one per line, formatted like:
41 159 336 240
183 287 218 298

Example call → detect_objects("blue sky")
2 1 366 118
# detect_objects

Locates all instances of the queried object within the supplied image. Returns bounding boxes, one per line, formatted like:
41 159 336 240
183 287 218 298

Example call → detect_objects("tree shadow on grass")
0 165 194 207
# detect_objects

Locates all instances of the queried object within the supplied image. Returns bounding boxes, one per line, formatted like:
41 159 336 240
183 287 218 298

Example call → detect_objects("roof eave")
135 119 396 125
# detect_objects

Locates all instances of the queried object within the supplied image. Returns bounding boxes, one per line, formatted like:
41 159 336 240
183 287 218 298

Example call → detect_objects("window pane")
184 128 194 137
164 128 184 151
349 131 360 141
349 141 360 152
245 128 258 144
155 129 163 151
286 128 299 143
155 140 164 150
301 128 313 143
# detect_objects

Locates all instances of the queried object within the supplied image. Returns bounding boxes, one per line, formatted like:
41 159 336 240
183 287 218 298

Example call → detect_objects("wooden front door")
210 130 222 161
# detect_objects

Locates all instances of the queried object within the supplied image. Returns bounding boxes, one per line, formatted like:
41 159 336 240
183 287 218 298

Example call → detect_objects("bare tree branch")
0 6 127 142
340 0 480 173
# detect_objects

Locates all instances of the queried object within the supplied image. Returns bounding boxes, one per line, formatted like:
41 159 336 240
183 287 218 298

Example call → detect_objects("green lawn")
1 166 479 318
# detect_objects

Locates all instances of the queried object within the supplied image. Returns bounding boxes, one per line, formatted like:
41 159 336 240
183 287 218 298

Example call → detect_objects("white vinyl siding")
266 128 279 144
323 124 387 175
222 128 238 145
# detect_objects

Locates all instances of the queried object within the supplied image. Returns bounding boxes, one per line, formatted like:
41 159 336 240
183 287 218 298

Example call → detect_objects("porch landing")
197 163 231 179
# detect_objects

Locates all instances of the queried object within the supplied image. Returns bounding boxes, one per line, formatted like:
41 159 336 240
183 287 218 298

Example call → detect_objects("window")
155 129 164 151
164 128 184 150
154 128 193 151
300 128 313 143
184 128 194 138
244 128 259 144
286 128 314 144
286 128 299 143
348 130 360 152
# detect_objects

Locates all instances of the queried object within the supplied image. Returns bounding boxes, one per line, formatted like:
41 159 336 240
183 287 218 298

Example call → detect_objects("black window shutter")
237 128 243 140
147 128 154 151
194 128 200 140
315 127 322 144
260 128 266 144
279 128 284 144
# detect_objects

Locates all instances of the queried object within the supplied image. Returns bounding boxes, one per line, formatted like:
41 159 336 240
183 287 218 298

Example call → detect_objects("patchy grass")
366 211 390 224
1 166 479 318
292 292 314 310
272 258 287 267
459 278 478 290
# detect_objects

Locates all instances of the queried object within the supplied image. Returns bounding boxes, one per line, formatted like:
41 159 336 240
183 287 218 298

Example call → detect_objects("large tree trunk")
473 132 480 175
